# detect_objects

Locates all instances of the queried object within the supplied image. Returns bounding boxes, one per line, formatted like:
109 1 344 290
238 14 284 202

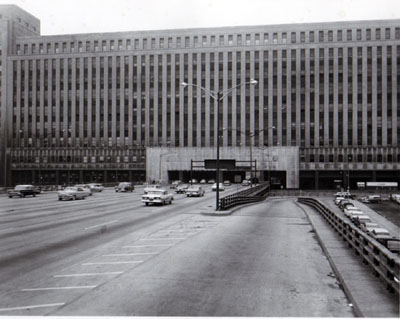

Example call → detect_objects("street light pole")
182 79 258 210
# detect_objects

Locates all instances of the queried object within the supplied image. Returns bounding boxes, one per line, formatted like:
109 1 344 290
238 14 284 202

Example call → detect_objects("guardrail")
219 182 270 210
298 197 400 295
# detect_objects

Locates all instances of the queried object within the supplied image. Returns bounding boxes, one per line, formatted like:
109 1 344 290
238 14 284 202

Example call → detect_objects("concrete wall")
146 146 299 188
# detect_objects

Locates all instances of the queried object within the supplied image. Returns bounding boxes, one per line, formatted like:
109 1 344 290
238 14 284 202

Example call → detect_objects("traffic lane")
0 188 217 288
53 198 353 317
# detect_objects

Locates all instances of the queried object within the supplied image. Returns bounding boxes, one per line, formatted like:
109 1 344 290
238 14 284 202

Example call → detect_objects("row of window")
15 26 400 55
306 153 400 163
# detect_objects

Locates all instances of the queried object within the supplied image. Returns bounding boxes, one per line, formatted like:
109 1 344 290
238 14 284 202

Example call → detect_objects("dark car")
8 185 37 198
115 182 134 192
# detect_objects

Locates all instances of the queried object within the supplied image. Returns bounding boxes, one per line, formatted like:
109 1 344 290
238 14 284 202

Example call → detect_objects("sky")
0 0 399 35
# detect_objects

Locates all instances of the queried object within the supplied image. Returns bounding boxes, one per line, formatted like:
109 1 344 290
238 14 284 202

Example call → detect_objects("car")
360 196 370 203
144 184 161 194
115 182 134 192
170 181 181 189
142 188 173 206
199 179 207 184
189 179 198 184
343 206 362 217
242 179 251 186
88 183 104 192
369 228 400 253
334 191 356 199
8 185 37 198
360 222 380 234
347 210 365 221
334 196 345 205
58 186 91 201
223 180 231 186
175 184 189 194
338 200 353 210
75 184 93 196
33 185 42 194
186 186 205 197
208 179 215 184
212 183 225 191
367 195 382 203
352 214 371 226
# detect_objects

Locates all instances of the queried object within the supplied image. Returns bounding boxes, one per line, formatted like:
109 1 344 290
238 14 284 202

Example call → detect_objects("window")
375 28 381 40
319 31 324 42
337 30 343 41
263 33 268 44
309 31 314 42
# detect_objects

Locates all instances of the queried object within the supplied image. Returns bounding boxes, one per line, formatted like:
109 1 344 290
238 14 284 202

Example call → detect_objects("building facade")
0 5 399 189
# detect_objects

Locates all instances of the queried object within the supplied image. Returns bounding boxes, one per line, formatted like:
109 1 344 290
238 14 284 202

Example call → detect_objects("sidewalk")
299 198 399 318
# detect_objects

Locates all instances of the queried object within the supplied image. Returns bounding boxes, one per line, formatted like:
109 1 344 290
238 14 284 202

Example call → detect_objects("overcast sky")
1 0 399 35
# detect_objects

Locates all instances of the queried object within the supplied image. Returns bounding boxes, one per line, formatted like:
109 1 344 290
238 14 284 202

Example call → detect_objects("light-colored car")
75 184 93 196
88 183 104 192
223 180 231 186
186 186 205 197
242 179 251 186
347 210 365 220
343 206 362 217
370 228 391 240
58 186 91 201
334 196 345 205
175 184 189 194
367 195 382 203
352 214 371 225
144 184 161 194
360 222 380 234
142 188 173 206
212 183 225 191
200 179 207 184
115 182 134 192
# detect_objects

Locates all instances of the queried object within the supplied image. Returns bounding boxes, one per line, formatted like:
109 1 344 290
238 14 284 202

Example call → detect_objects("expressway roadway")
0 185 354 317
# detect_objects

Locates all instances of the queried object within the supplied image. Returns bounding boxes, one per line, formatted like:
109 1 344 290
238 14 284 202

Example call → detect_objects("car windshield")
64 187 77 191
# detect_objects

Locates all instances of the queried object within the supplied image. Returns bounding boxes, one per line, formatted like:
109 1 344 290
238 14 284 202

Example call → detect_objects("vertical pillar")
315 171 319 190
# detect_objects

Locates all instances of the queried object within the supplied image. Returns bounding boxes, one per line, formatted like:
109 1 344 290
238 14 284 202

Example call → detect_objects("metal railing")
219 182 270 210
298 197 400 295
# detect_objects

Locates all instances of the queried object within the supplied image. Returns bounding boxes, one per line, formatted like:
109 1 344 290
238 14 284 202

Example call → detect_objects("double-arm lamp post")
181 79 258 210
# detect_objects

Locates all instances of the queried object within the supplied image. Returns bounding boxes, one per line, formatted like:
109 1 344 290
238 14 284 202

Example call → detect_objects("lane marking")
82 261 143 265
54 272 123 277
139 237 185 241
0 227 16 233
21 286 96 291
122 244 174 248
0 303 66 312
84 220 119 230
103 253 157 257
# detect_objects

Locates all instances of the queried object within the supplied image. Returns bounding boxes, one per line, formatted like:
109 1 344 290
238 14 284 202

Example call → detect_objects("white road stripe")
0 303 66 312
0 227 16 233
84 220 119 230
103 252 157 257
122 244 174 248
54 272 123 277
82 261 143 265
139 237 185 240
21 286 96 291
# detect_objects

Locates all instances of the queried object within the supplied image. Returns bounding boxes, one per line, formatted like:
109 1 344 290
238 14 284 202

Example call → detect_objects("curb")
295 201 362 317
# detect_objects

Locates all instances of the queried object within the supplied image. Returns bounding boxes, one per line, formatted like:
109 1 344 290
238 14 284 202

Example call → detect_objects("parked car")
75 184 93 196
58 186 90 201
223 180 231 186
360 196 370 203
8 185 37 198
175 184 189 194
334 191 356 199
199 179 207 184
347 210 365 221
212 183 225 191
343 206 362 217
370 228 400 253
88 183 104 192
360 222 380 234
367 195 382 203
352 214 372 226
370 228 391 240
208 179 216 184
389 194 400 204
334 196 345 205
142 188 173 206
115 182 134 192
339 201 354 210
186 186 205 197
189 179 198 184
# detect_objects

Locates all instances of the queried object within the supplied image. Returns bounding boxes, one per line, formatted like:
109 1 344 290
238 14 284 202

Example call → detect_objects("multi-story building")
0 5 399 189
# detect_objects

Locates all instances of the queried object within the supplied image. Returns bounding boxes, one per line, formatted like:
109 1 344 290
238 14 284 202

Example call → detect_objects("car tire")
8 195 12 198
33 194 36 197
145 202 149 206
